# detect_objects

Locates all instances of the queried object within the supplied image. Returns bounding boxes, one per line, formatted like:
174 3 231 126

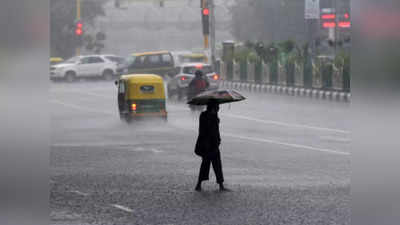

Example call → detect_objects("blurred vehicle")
101 55 125 65
172 51 207 65
167 63 220 100
115 74 167 123
50 55 119 82
116 51 176 78
50 57 64 66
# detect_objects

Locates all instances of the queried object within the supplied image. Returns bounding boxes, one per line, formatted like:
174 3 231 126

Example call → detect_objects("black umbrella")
187 89 246 105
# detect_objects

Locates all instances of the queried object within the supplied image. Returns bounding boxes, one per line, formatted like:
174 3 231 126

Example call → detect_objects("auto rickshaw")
115 74 167 122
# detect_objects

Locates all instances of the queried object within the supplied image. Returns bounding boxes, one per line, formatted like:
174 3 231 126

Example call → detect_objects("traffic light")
321 13 336 20
75 21 83 36
202 7 210 35
321 13 336 29
338 12 351 28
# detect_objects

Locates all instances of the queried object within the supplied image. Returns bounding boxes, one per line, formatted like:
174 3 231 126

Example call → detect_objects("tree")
50 0 107 58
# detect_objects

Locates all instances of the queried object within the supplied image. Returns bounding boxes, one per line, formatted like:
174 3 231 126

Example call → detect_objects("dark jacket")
188 76 210 99
195 110 221 158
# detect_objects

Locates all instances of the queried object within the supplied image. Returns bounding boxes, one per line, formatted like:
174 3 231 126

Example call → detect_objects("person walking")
194 100 229 192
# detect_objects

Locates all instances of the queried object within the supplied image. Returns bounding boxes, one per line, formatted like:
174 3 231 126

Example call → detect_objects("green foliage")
334 50 350 69
278 40 295 54
234 42 260 63
50 0 107 58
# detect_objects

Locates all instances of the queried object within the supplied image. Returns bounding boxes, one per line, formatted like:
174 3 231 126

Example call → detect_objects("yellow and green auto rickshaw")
115 74 167 122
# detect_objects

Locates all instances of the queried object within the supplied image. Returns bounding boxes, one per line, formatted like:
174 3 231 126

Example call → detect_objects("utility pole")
334 0 337 57
305 0 320 57
201 0 209 63
209 0 216 68
76 0 81 56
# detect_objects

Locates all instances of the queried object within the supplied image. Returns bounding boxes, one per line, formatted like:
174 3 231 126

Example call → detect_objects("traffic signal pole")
204 35 209 49
209 0 216 67
201 0 211 63
76 0 81 56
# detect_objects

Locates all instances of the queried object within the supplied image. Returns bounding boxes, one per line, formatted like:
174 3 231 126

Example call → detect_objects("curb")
220 81 350 102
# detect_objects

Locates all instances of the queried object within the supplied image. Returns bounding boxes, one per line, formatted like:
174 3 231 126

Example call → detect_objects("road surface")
50 81 350 225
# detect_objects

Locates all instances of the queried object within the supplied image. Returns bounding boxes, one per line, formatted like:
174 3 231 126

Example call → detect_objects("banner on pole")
305 0 320 19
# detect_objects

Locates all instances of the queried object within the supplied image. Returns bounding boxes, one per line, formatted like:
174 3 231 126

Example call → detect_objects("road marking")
50 89 114 99
50 93 349 156
167 105 349 134
150 148 163 153
111 204 134 213
319 136 351 143
52 87 349 134
221 113 350 134
52 143 164 154
130 147 164 153
169 124 350 156
52 88 349 134
50 99 114 115
223 132 350 156
68 190 89 196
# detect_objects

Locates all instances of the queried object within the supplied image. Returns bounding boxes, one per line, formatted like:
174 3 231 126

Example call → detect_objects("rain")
48 0 350 224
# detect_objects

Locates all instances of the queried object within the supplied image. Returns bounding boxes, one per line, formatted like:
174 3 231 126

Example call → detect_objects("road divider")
220 81 351 102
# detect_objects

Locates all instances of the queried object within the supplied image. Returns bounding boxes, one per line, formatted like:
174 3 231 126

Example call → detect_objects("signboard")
305 0 320 19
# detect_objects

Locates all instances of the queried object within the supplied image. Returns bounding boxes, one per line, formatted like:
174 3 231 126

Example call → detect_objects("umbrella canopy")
187 89 246 105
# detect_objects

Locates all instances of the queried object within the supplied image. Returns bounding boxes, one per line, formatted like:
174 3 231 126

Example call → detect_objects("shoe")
219 184 232 192
219 187 232 192
195 184 202 192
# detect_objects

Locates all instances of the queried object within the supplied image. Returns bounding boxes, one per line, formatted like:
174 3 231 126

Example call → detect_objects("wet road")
50 81 350 225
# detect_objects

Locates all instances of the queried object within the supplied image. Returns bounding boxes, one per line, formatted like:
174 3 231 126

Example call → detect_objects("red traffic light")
321 14 336 20
202 8 209 16
75 22 83 36
344 13 350 19
338 21 351 28
75 29 83 36
322 22 336 28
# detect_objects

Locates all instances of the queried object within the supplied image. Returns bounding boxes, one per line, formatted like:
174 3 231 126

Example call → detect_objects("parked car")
50 55 119 82
116 51 176 78
167 63 220 100
101 55 125 65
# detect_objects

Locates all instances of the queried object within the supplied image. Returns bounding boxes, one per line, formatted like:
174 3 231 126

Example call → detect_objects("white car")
50 55 121 82
167 63 220 100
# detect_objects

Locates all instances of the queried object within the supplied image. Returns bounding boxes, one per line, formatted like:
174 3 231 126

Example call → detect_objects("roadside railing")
216 59 350 93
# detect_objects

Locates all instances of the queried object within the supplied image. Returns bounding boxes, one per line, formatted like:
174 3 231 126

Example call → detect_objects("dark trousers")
198 150 224 184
